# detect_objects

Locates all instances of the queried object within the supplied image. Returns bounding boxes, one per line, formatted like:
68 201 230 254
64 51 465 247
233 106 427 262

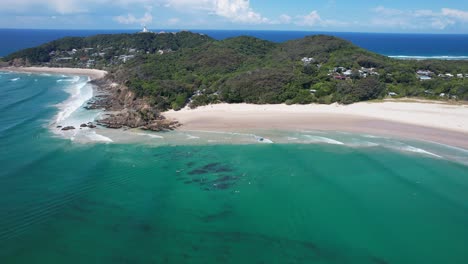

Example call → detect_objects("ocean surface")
1 29 468 59
0 31 468 264
1 65 468 263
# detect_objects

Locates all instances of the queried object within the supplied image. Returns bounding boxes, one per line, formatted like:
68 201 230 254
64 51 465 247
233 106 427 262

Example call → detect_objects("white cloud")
114 5 153 25
372 6 468 30
279 14 291 24
442 8 468 22
295 10 348 27
164 0 269 24
114 13 152 25
214 0 268 23
296 11 321 26
167 17 180 25
0 0 153 14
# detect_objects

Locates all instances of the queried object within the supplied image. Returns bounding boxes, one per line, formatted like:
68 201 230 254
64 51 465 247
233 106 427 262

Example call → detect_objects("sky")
1 0 468 33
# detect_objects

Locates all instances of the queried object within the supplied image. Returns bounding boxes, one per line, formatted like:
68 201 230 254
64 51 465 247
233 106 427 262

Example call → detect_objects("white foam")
389 55 468 60
255 136 274 144
10 78 20 82
55 77 92 124
135 132 164 139
348 140 379 148
86 131 113 143
398 146 443 158
304 135 344 145
186 134 200 140
56 76 80 83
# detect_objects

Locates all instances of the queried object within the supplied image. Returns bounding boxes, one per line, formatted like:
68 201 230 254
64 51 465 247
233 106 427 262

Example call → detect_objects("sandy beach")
0 66 107 80
164 102 468 148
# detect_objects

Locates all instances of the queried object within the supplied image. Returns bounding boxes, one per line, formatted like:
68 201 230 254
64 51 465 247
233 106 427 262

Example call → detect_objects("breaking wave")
389 55 468 60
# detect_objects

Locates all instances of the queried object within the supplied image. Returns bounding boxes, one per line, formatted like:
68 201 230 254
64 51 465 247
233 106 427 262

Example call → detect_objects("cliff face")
88 78 180 131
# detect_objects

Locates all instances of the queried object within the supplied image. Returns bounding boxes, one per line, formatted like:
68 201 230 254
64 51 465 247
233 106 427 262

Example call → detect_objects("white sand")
164 102 468 148
0 66 107 80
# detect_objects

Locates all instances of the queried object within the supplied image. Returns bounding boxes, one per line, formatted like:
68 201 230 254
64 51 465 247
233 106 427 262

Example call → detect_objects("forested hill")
3 31 468 110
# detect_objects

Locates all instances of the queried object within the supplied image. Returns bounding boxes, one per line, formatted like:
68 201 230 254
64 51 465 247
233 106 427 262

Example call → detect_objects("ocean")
1 31 468 263
1 29 468 59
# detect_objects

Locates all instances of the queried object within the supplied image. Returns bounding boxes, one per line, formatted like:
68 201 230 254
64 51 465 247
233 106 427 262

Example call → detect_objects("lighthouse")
141 26 150 33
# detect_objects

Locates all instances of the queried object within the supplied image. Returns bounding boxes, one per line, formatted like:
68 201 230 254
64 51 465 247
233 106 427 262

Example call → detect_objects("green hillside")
5 31 468 110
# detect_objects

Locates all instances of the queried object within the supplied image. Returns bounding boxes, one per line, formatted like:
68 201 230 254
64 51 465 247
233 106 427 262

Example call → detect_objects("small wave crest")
55 77 92 124
389 55 468 60
304 135 344 145
9 78 20 82
86 131 113 143
135 132 164 139
255 136 274 144
56 76 80 83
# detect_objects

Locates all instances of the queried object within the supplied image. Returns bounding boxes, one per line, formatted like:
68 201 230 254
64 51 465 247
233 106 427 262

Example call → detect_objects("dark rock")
61 126 75 131
84 78 180 132
56 125 62 128
80 123 88 128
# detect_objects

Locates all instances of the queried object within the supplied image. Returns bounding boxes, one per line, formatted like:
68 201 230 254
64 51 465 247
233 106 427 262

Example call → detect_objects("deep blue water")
1 29 468 58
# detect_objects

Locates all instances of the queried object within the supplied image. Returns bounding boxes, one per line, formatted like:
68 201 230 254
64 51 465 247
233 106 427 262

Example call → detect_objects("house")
457 74 464 78
343 69 353 76
440 93 446 97
445 73 454 78
301 57 315 65
416 70 433 76
418 75 432 81
310 89 317 93
86 60 95 68
333 67 346 73
388 92 398 96
56 57 73 61
119 55 135 63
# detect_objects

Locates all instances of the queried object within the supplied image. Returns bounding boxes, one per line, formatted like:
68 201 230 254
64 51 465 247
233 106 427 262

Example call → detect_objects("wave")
0 87 48 113
303 135 344 145
389 55 468 60
9 78 20 82
55 77 92 124
402 146 443 158
135 132 164 139
255 136 274 144
186 134 201 140
56 76 80 83
86 131 113 143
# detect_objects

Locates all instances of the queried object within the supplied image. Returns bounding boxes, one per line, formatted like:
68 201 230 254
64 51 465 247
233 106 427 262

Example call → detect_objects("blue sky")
1 0 468 33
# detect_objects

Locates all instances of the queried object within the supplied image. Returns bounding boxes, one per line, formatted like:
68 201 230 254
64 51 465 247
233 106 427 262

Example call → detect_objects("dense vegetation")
5 31 468 110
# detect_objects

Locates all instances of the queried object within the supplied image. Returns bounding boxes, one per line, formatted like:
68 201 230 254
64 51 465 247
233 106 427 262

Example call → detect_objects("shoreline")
164 102 468 149
2 66 467 149
0 66 107 80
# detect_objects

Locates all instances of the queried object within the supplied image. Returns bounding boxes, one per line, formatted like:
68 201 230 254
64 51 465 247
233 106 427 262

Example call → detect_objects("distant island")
1 30 468 131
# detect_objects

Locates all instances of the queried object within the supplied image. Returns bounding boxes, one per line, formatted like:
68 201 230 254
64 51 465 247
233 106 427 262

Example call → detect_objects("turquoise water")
1 72 468 263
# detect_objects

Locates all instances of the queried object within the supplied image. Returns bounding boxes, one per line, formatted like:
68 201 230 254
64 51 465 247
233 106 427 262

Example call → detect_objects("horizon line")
1 28 468 35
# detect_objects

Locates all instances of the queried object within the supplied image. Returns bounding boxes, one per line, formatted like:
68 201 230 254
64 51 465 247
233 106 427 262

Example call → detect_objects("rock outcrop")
88 77 180 131
61 126 75 131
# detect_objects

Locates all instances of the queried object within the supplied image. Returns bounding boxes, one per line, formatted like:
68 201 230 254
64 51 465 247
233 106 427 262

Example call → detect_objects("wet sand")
164 102 468 149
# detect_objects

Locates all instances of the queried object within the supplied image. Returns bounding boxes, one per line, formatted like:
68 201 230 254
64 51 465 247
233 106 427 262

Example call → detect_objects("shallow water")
1 73 468 263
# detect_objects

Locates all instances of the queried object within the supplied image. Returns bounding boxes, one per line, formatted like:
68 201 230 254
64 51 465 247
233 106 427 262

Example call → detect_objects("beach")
164 102 468 149
0 66 107 80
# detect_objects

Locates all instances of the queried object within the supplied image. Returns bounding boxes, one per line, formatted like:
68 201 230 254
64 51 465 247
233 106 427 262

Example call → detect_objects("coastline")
0 66 107 80
2 66 467 149
164 102 468 149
